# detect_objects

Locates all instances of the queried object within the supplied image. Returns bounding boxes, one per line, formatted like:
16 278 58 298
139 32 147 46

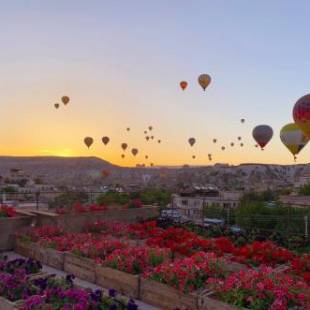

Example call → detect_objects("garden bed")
64 252 96 283
95 265 140 299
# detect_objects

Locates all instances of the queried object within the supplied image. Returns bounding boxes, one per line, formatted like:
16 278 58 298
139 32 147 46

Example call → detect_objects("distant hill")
0 156 308 190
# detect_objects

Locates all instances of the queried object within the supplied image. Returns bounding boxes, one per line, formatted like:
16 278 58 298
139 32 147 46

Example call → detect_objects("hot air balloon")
151 136 154 140
221 146 225 151
121 143 128 151
126 127 130 131
121 154 125 159
180 81 188 91
188 137 196 147
293 94 310 138
144 131 147 134
238 136 242 141
255 144 258 148
148 126 153 131
208 153 212 157
252 125 273 149
241 119 245 123
150 163 154 167
101 136 110 145
230 142 234 147
61 96 70 105
240 143 244 147
157 139 161 143
213 139 217 143
131 148 138 156
198 74 211 91
54 103 60 109
84 137 93 149
192 155 196 159
280 123 309 160
146 136 150 141
145 155 149 159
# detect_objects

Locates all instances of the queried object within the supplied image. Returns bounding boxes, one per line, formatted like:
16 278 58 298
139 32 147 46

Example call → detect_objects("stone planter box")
140 278 204 310
199 294 240 309
64 253 96 283
95 265 139 299
0 297 24 310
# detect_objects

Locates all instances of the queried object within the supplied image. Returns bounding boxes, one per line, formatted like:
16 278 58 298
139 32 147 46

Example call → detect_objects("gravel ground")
3 251 159 310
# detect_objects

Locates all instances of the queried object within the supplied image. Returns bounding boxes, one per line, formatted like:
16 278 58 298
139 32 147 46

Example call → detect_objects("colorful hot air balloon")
54 103 59 109
84 137 93 149
252 125 273 149
280 123 309 160
121 143 128 151
101 136 110 145
131 148 138 156
198 74 211 91
188 137 196 146
293 94 310 138
61 96 70 105
180 81 188 91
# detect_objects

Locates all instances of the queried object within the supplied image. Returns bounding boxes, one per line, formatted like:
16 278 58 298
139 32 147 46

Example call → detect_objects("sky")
0 0 309 167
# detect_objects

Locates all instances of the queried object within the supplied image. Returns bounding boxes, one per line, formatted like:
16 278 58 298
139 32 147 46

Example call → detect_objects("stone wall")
0 216 33 251
37 206 160 232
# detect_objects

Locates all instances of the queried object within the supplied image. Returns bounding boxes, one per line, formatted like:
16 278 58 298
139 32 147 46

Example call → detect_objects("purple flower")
128 299 138 310
108 288 117 297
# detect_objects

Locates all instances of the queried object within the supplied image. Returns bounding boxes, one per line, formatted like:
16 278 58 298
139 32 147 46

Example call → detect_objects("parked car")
202 218 225 228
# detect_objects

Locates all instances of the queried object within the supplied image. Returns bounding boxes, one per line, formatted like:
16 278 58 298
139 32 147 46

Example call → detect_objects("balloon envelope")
84 137 93 148
54 103 59 109
101 136 110 145
131 148 138 156
121 143 128 151
280 123 309 157
180 81 188 90
188 137 196 146
61 96 70 105
252 125 273 149
293 94 310 138
198 74 211 91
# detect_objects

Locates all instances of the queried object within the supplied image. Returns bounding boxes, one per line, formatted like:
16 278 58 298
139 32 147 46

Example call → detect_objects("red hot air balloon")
84 137 93 149
293 94 310 138
131 148 138 156
101 136 110 145
180 81 188 91
252 125 273 149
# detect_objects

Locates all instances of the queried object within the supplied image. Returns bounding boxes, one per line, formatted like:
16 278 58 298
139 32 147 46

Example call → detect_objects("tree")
49 191 89 209
299 183 310 196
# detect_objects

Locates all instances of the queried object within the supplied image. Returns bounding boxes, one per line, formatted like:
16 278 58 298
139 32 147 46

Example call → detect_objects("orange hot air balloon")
54 103 60 109
101 136 110 145
188 137 196 146
252 125 273 149
180 81 188 91
84 137 93 149
198 74 211 91
131 148 138 156
293 94 310 138
121 143 128 151
61 96 70 105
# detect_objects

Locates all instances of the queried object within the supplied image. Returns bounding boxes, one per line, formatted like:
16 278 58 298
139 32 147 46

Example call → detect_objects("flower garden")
11 220 310 310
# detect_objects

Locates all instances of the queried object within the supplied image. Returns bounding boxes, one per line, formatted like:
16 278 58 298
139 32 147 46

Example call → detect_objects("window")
181 200 188 206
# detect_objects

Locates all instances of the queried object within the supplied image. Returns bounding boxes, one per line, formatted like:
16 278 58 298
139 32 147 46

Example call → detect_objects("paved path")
4 251 159 310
